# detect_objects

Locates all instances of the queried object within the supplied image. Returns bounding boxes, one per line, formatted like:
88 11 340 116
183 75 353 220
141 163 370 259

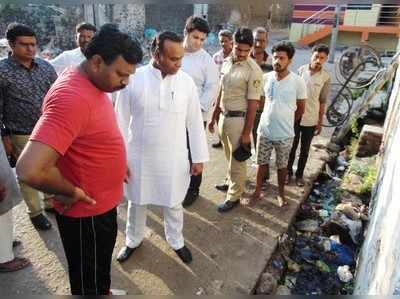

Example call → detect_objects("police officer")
209 27 263 213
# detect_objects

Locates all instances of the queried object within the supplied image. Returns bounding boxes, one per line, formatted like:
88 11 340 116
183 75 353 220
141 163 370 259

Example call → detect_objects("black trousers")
186 121 207 194
287 122 316 178
56 207 118 295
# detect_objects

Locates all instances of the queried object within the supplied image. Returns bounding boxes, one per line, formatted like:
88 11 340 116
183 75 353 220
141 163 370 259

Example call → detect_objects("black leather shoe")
174 246 192 264
215 184 229 192
217 199 240 213
30 214 52 230
116 243 142 263
212 141 223 148
182 190 199 207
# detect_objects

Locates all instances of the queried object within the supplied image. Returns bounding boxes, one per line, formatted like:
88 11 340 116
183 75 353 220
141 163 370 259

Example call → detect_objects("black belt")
222 110 246 117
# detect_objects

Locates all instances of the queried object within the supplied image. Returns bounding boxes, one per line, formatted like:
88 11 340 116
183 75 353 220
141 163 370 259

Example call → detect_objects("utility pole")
328 4 341 63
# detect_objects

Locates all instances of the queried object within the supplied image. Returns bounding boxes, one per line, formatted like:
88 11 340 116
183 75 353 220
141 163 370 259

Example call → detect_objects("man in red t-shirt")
16 25 143 295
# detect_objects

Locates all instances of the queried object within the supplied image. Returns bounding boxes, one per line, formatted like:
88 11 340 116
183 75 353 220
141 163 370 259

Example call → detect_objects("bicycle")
323 45 385 127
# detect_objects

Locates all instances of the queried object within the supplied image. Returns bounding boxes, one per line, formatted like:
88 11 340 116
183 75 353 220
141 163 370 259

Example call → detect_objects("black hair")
6 22 36 43
76 22 97 34
312 44 330 56
233 27 254 47
272 41 296 59
150 31 183 55
218 29 233 40
184 16 210 36
84 24 143 65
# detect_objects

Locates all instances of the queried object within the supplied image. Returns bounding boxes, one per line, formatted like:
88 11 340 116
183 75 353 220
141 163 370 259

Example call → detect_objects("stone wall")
145 4 193 34
0 4 84 54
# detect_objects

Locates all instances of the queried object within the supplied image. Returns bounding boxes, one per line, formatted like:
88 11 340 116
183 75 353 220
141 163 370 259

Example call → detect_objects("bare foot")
251 191 262 201
296 177 305 187
276 196 288 207
244 191 262 206
0 257 30 273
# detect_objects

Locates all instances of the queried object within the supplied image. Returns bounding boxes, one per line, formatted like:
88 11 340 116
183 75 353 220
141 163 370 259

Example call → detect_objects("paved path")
1 130 331 295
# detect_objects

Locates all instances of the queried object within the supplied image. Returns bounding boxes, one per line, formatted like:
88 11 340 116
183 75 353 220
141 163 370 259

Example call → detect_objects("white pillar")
328 4 341 63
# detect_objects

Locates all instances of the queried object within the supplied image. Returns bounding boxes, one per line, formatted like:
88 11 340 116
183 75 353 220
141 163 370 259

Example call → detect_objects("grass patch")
342 157 377 196
347 138 359 160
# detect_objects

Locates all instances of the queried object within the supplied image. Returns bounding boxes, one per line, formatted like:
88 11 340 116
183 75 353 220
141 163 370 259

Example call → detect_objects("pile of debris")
256 151 370 295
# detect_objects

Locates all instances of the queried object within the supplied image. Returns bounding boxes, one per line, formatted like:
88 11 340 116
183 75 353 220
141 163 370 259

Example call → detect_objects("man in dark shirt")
0 23 57 230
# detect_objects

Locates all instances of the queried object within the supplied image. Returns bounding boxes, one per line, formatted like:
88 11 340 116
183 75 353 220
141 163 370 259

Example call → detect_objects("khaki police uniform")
218 56 263 202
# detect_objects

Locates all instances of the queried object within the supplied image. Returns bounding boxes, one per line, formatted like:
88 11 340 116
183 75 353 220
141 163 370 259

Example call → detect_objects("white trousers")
125 201 184 250
0 209 14 263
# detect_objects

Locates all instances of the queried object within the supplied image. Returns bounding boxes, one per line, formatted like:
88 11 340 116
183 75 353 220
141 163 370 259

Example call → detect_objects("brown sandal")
0 257 31 273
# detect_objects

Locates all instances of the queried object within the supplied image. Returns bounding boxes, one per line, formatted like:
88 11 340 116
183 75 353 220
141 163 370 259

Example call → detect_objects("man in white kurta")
50 22 96 75
115 31 209 264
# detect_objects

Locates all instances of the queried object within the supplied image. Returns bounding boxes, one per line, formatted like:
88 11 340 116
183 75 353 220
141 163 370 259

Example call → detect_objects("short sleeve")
30 90 90 155
296 76 307 100
319 76 331 103
247 67 263 100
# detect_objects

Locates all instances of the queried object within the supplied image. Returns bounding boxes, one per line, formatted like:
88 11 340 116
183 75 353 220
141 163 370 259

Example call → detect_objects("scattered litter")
295 219 319 232
325 164 336 178
211 280 224 292
321 211 362 246
337 265 353 283
336 203 368 221
316 260 331 273
287 258 301 273
319 209 329 218
256 272 277 294
276 285 291 295
312 189 321 196
195 287 205 295
337 155 349 167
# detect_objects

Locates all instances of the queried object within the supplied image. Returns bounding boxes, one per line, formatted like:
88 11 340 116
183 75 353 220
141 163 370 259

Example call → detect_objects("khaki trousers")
11 134 53 217
218 115 247 202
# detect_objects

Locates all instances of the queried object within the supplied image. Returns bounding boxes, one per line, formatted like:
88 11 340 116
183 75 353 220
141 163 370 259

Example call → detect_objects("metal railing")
300 4 343 38
299 4 400 39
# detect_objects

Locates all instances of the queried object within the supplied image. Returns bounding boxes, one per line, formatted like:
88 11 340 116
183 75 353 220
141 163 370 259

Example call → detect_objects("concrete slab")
1 129 331 295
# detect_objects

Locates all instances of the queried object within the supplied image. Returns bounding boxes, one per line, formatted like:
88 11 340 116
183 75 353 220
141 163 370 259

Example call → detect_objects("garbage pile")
269 152 369 295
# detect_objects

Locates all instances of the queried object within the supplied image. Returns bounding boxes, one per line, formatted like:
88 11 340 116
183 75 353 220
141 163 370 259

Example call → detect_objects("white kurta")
115 64 209 208
50 47 116 103
181 48 219 121
50 47 85 75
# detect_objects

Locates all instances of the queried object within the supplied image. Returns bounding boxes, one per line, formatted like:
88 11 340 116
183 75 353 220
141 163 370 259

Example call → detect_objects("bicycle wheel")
336 45 382 89
323 90 352 127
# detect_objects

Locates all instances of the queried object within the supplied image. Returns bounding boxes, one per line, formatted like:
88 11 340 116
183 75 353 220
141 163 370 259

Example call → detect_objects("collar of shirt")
148 62 178 86
149 61 164 80
250 50 269 62
228 56 249 66
306 64 325 76
74 47 85 59
8 54 38 70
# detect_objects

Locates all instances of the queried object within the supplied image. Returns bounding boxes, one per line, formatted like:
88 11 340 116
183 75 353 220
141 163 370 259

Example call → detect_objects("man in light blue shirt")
252 41 307 207
181 16 219 207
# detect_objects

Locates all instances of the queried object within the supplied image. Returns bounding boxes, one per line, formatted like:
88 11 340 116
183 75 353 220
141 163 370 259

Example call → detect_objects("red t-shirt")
30 68 127 218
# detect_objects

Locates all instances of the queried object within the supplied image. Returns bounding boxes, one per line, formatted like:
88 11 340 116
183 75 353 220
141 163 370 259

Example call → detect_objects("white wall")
354 56 400 294
343 4 381 27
